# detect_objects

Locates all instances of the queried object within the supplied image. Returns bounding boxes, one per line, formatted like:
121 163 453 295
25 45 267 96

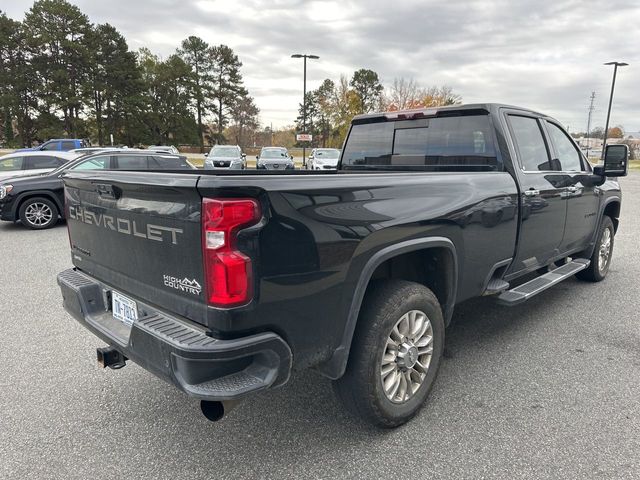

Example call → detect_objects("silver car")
204 145 246 170
0 151 78 181
256 147 294 170
308 148 341 170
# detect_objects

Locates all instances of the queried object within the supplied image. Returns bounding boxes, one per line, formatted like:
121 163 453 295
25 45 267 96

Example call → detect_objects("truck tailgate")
63 171 207 324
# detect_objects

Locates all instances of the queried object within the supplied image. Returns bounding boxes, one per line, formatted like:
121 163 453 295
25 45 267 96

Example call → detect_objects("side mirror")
290 155 294 160
256 155 259 160
241 153 246 159
204 152 208 157
594 144 629 177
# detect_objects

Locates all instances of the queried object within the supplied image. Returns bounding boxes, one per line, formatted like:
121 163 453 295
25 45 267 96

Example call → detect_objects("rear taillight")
202 198 261 307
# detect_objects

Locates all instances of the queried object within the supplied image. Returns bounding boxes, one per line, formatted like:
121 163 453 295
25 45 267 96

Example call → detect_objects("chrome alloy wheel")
24 202 53 227
598 227 612 272
381 310 434 403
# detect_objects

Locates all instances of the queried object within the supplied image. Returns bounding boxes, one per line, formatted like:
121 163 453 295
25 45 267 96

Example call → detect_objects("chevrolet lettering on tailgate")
68 205 183 244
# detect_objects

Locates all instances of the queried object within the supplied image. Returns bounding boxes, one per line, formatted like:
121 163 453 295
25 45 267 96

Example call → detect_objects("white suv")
0 151 78 181
308 148 341 170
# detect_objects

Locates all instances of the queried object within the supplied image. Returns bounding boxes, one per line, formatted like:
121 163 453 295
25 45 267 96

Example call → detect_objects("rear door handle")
523 189 540 197
566 186 579 193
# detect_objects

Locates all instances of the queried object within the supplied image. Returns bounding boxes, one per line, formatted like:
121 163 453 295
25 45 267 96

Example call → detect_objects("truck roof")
352 103 546 124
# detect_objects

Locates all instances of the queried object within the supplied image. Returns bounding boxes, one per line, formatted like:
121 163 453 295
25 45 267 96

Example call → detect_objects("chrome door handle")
523 189 540 197
566 186 579 193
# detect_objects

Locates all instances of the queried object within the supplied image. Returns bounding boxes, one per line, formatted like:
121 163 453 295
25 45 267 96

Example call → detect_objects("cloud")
5 0 639 130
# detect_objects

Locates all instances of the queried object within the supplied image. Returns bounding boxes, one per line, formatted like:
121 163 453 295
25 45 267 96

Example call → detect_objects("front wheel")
576 215 615 282
333 280 445 428
19 197 59 230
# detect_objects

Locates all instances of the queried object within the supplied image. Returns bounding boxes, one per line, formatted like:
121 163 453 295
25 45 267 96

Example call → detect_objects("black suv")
0 150 194 229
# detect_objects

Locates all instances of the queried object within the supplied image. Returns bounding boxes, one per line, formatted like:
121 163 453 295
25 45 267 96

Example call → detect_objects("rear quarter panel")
197 171 518 370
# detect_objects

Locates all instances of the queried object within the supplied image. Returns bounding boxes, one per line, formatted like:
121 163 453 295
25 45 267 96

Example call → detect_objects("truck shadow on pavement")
105 277 594 462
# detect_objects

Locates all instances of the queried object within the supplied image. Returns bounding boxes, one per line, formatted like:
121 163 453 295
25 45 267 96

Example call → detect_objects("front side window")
42 141 59 151
0 157 24 171
546 122 583 172
508 116 553 171
71 156 110 170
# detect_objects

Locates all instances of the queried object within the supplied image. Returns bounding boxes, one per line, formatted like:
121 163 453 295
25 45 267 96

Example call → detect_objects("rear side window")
149 156 191 170
545 122 583 172
0 157 24 171
61 140 76 151
25 156 64 169
115 155 149 170
341 115 498 171
508 116 553 171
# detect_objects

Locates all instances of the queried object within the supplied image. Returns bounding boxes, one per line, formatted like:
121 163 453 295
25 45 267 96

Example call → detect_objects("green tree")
209 45 246 144
230 94 259 147
350 68 383 114
85 23 140 145
178 36 211 151
0 12 38 146
139 49 197 145
24 0 93 137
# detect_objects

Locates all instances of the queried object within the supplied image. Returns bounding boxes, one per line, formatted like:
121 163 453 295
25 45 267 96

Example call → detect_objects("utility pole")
586 91 596 157
602 61 628 161
291 54 319 168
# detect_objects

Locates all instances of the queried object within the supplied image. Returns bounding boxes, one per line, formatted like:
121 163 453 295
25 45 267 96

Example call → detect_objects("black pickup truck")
57 104 629 427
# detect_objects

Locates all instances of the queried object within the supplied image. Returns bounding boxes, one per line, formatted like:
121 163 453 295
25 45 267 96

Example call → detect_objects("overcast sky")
5 0 640 132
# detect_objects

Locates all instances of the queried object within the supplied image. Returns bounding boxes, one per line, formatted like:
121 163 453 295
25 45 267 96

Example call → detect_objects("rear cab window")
341 114 499 171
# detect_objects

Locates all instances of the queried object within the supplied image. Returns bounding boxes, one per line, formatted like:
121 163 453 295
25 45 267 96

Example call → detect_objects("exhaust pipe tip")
200 400 241 422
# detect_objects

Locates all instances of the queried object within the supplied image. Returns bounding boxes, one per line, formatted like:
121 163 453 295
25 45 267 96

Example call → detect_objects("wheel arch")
318 237 458 379
603 198 620 232
14 191 63 218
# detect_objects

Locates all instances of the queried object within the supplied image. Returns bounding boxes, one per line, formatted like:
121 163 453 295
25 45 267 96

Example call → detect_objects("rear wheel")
576 215 615 282
19 197 58 230
333 280 445 428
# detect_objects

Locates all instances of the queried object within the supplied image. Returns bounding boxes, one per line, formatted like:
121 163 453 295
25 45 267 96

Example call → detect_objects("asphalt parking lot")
1 176 639 480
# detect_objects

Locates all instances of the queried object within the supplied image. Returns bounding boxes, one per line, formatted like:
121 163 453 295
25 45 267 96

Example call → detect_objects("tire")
333 280 445 428
19 197 59 230
576 215 615 282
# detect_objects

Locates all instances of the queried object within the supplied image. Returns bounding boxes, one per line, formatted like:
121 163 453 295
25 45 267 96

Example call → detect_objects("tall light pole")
601 61 628 160
291 53 319 167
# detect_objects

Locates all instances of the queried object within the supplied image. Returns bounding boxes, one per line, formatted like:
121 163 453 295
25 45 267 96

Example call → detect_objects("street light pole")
601 61 628 161
292 53 319 168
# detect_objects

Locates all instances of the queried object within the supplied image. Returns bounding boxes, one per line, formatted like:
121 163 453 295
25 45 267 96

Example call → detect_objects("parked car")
0 150 194 230
204 145 246 170
0 151 78 181
147 145 179 155
256 147 294 170
308 148 341 170
56 103 627 427
15 138 90 152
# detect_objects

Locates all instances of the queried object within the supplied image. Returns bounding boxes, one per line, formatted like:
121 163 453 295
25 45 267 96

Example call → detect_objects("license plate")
112 291 138 326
